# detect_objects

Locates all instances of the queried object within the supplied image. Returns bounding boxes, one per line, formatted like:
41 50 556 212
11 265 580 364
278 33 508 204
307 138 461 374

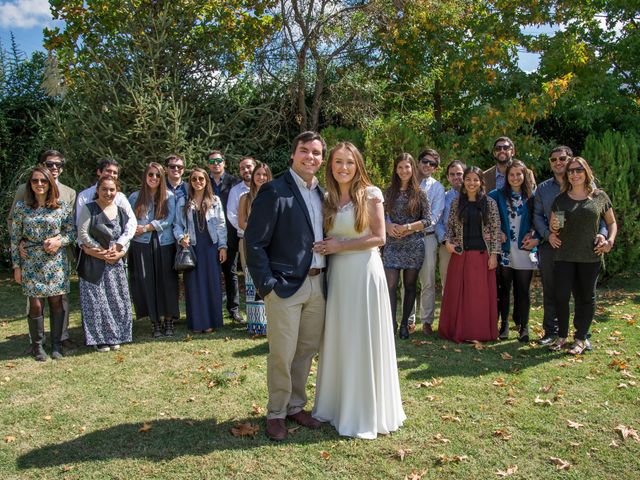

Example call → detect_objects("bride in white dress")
312 142 405 439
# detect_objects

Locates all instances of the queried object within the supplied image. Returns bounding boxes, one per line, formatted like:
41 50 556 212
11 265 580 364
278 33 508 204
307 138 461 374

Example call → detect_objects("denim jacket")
489 189 540 254
174 196 227 249
128 190 176 246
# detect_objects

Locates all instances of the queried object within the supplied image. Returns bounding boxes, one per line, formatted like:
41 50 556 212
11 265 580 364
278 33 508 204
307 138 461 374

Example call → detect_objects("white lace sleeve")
366 186 384 203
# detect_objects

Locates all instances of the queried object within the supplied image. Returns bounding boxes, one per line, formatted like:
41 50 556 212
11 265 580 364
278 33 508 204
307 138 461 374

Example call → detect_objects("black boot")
518 324 530 343
163 318 174 337
392 319 398 336
499 320 509 340
399 320 409 340
50 310 65 360
152 320 163 338
27 315 47 362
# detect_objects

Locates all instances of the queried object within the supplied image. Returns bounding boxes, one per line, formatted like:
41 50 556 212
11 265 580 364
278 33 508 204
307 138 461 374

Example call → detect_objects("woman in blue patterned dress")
10 167 75 361
238 162 273 335
383 153 431 339
77 177 135 352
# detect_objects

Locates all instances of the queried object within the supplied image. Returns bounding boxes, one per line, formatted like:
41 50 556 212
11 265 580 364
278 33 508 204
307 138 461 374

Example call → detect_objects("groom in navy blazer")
245 131 327 441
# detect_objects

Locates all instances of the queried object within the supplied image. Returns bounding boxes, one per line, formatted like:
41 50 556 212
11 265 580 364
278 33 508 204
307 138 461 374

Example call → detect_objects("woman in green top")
549 157 617 355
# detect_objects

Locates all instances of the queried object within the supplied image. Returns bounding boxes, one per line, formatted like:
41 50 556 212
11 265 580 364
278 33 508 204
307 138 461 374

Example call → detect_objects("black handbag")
174 245 197 271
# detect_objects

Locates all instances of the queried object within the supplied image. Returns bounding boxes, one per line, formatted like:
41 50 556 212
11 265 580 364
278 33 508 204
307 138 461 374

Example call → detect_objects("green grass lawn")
1 272 639 479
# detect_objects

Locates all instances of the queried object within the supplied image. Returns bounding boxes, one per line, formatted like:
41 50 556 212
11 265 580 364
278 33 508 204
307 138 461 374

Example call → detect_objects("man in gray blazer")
9 150 77 349
483 136 536 192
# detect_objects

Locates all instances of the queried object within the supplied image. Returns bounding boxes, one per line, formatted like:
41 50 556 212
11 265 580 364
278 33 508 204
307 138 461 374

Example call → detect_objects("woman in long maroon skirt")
439 166 501 343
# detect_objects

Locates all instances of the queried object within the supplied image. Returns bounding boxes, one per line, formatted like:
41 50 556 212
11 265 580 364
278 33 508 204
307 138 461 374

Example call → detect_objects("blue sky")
1 0 542 71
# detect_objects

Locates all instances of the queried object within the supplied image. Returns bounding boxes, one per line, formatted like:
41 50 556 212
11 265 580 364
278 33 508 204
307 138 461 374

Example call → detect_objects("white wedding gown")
313 186 406 439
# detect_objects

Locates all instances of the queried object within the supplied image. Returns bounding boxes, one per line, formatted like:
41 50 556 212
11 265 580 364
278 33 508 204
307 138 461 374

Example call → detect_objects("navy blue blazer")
210 172 241 250
245 170 324 299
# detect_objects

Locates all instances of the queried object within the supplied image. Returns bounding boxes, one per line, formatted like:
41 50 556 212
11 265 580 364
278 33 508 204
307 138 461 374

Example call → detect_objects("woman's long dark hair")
25 167 60 209
246 162 273 215
501 160 533 212
185 167 216 215
385 153 422 217
134 162 169 220
458 166 489 222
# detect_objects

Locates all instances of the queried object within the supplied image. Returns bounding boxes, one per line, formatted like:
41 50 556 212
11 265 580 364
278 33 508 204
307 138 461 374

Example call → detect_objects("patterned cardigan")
445 195 501 255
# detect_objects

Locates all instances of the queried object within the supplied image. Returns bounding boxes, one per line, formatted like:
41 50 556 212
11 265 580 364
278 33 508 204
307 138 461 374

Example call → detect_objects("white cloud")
0 0 51 29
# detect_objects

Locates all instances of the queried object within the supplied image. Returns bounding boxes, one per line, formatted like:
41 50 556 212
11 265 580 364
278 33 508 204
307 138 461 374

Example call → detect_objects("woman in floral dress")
10 166 74 361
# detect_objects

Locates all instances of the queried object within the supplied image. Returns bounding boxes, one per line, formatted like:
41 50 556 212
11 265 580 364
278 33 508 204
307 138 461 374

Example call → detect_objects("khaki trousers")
438 244 452 294
264 273 325 419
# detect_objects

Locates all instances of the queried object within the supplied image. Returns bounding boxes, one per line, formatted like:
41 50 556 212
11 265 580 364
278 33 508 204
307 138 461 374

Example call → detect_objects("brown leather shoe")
265 418 287 441
62 339 76 349
422 323 433 335
286 410 323 429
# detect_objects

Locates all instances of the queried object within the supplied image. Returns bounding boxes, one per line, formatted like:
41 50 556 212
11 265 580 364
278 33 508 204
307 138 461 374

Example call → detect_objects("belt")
308 268 326 277
425 231 435 236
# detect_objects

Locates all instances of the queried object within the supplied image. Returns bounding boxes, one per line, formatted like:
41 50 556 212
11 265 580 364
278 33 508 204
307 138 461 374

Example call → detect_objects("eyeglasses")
208 157 224 165
147 172 161 179
191 176 207 183
168 165 184 171
30 178 49 185
420 159 438 167
550 156 569 163
494 145 511 152
567 167 585 175
44 161 63 169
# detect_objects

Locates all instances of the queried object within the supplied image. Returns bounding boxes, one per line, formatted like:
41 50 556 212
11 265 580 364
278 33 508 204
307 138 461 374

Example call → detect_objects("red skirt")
438 250 498 343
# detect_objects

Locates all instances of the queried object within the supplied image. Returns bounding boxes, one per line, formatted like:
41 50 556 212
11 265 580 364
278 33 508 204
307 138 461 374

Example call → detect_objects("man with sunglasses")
484 137 536 192
165 154 188 202
533 146 607 347
9 150 77 350
207 150 243 323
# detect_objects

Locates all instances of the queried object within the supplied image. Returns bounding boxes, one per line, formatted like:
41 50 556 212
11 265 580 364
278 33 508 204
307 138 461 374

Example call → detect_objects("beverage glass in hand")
555 211 565 229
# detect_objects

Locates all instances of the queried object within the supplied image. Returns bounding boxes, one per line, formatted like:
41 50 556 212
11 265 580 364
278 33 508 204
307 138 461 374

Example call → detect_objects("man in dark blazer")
483 136 536 193
245 131 327 441
207 150 243 322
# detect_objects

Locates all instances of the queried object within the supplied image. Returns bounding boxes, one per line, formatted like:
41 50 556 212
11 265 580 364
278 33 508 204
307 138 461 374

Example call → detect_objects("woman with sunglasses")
489 160 539 342
439 167 501 343
77 177 134 352
174 168 227 332
128 162 178 337
238 162 273 336
549 157 617 354
10 167 75 361
383 153 431 339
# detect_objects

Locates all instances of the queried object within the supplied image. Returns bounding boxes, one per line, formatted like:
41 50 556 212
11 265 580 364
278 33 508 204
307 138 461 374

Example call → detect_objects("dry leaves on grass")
539 384 553 393
230 422 259 437
5 363 16 369
395 448 411 461
319 450 331 460
614 424 640 442
251 403 264 415
287 426 300 434
404 469 427 480
43 415 52 421
4 435 16 443
501 352 513 360
496 465 518 477
608 359 628 371
567 419 584 429
114 354 125 363
411 339 432 346
437 454 468 464
534 396 553 406
549 457 571 470
494 428 512 440
416 377 443 388
492 377 506 387
432 433 450 443
441 414 461 423
138 422 152 433
471 340 484 350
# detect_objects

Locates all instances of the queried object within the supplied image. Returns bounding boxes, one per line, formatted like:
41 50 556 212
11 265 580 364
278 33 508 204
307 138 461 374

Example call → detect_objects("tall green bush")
582 131 640 277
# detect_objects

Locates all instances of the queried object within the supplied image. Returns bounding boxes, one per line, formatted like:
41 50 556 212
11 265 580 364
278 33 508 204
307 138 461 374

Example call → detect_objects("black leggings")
554 261 601 340
497 266 533 329
385 268 419 328
28 295 63 319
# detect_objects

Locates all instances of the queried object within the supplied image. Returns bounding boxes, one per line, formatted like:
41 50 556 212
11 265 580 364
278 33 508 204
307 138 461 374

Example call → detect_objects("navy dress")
184 221 223 330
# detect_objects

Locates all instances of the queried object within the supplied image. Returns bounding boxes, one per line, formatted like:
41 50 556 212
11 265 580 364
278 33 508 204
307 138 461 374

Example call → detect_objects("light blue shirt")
173 196 227 249
128 190 176 245
419 176 445 233
436 189 459 243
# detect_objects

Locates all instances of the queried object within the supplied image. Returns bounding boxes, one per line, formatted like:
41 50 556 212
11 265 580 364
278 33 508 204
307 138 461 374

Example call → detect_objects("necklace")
194 197 207 232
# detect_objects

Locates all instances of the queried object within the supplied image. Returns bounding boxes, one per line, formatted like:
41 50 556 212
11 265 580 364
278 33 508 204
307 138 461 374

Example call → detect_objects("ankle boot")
499 320 509 340
27 315 47 362
518 324 530 343
50 310 65 360
152 320 163 338
163 318 174 337
399 320 409 340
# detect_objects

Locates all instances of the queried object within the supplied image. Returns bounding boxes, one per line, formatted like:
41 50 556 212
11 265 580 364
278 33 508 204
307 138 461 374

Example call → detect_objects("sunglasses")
550 155 569 163
168 164 184 171
147 172 161 179
420 159 438 167
191 176 207 183
30 178 49 185
44 161 63 169
208 158 224 165
494 145 511 152
567 167 585 175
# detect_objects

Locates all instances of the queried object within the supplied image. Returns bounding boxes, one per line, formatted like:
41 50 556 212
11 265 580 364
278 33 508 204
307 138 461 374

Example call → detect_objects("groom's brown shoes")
266 418 287 441
287 410 323 429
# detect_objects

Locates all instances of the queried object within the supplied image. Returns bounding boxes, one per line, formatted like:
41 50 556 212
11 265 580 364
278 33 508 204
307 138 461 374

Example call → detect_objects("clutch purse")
174 245 197 271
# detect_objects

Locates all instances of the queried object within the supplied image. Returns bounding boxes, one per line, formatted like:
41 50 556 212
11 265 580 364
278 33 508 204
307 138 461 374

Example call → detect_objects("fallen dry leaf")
617 383 628 389
540 385 553 393
287 425 300 434
609 439 619 448
438 454 468 464
114 354 125 363
614 424 640 442
496 465 518 477
251 403 264 415
609 359 628 371
4 435 16 443
501 352 513 360
441 415 461 423
5 363 16 369
78 426 86 433
138 422 152 433
433 433 450 443
43 415 52 421
404 469 426 480
61 465 72 472
319 450 331 460
472 340 484 350
567 419 584 429
549 457 571 470
396 448 411 461
534 396 553 406
494 428 512 440
492 377 506 387
505 397 517 405
230 422 259 437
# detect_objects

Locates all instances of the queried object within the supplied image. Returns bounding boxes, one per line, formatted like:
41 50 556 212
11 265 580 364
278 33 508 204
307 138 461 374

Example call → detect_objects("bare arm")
238 194 249 231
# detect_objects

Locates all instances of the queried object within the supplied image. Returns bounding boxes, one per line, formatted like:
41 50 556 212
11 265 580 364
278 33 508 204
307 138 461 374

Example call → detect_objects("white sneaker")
95 345 110 352
110 344 121 350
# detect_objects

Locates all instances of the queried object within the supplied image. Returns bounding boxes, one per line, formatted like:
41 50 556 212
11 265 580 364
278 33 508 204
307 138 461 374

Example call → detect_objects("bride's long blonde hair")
323 142 372 233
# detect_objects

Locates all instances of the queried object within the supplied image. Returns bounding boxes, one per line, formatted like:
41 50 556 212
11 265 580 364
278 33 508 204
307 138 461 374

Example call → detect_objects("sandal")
568 339 587 355
548 337 567 352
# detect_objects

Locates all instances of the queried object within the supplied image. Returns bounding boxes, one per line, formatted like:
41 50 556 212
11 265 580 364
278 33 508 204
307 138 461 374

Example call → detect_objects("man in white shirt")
414 149 445 335
226 156 256 240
